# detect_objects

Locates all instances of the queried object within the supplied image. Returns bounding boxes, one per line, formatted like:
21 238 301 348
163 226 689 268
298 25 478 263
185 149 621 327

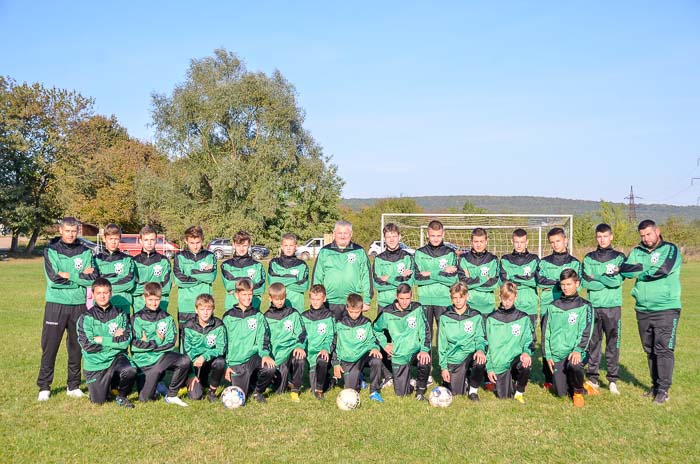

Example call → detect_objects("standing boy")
458 228 500 317
133 225 172 312
499 229 540 334
267 233 310 312
221 230 267 310
95 223 136 314
301 285 336 399
372 223 415 313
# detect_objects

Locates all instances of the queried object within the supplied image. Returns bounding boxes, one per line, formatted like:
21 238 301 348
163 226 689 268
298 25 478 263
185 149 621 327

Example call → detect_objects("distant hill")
342 195 700 223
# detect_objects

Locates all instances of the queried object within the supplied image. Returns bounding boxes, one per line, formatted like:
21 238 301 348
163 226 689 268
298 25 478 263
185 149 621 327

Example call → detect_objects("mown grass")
1 259 698 463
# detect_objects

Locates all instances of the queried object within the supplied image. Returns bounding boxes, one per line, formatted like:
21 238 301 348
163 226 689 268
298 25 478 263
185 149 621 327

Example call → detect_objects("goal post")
380 214 574 258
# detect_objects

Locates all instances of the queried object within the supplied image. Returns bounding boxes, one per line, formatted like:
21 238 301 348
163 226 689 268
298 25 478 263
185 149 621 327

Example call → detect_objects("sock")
469 386 478 395
515 391 523 398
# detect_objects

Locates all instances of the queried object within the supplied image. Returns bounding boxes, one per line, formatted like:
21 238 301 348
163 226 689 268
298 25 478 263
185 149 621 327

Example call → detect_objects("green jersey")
300 307 335 369
438 306 487 370
95 249 136 314
536 251 581 311
621 240 682 312
222 306 271 365
499 250 540 316
130 308 177 368
173 249 217 314
414 243 459 307
77 303 132 372
182 317 227 363
312 241 373 305
458 249 500 314
221 255 266 310
581 247 626 308
331 313 380 365
264 305 307 364
267 255 310 312
133 250 172 311
543 295 593 363
373 302 430 365
43 237 97 305
372 247 415 308
485 307 534 375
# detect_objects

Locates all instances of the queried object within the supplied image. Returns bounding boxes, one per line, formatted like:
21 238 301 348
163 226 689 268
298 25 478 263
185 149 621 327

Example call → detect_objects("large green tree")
148 49 343 245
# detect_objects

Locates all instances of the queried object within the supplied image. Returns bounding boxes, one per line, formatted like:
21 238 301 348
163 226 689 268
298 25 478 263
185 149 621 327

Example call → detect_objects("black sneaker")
653 391 669 404
643 389 657 399
207 389 218 403
415 393 427 401
116 396 135 409
313 390 324 400
253 392 267 404
468 393 480 402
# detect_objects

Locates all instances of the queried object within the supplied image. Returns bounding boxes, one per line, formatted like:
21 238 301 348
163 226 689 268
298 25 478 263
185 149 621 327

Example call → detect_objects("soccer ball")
221 386 246 409
336 388 361 411
428 386 453 408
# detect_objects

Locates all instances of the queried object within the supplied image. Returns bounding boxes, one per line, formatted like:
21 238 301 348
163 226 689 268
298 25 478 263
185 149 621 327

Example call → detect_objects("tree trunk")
10 232 19 252
26 227 41 255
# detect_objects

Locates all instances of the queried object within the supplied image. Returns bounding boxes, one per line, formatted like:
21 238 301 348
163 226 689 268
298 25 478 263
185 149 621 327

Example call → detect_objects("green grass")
1 259 699 463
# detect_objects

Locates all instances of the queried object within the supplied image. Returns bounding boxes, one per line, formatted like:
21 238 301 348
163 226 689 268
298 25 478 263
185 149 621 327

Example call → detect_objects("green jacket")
300 307 335 369
312 241 373 305
133 250 172 311
130 308 176 368
499 250 540 316
373 302 430 365
621 240 682 312
536 251 581 311
372 247 415 308
264 305 307 364
485 307 534 375
331 313 380 365
267 255 310 312
582 246 626 308
182 317 227 363
414 243 459 307
221 255 266 310
77 303 132 372
222 307 271 365
95 249 136 313
543 295 593 363
43 237 97 305
173 250 217 315
438 306 487 370
459 249 500 314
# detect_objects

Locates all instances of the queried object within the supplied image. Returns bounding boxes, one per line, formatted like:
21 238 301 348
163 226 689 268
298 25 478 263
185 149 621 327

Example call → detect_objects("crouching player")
438 282 487 401
182 294 227 402
223 278 276 404
264 283 307 402
77 278 137 407
332 293 385 403
485 282 533 403
373 284 431 400
301 285 335 399
543 269 594 407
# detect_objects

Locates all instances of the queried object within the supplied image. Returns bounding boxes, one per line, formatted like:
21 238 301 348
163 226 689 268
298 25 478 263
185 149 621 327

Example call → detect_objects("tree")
148 49 343 245
461 201 488 214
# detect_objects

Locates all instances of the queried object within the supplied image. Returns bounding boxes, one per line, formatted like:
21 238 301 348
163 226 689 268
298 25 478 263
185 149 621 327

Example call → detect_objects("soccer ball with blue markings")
221 386 246 409
428 386 453 408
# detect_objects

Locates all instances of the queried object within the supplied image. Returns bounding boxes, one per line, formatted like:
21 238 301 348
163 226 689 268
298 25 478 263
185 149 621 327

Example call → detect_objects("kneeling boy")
301 285 335 399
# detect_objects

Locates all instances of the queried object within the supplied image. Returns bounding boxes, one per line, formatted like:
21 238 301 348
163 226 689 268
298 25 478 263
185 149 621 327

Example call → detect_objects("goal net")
380 214 574 258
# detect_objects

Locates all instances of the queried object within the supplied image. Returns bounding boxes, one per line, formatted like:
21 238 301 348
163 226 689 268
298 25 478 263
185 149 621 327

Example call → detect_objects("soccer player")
221 230 266 310
373 284 431 400
581 223 626 395
458 228 500 317
267 233 310 312
621 219 682 404
264 283 307 402
372 223 415 313
131 283 190 406
76 278 137 407
301 285 335 399
223 279 276 404
312 220 373 318
37 216 97 401
133 225 172 312
542 269 593 407
332 294 385 403
485 282 533 403
95 223 136 315
438 282 487 401
499 229 540 335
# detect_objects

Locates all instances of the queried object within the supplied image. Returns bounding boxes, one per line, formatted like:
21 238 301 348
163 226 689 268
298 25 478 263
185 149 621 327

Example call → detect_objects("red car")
119 234 180 258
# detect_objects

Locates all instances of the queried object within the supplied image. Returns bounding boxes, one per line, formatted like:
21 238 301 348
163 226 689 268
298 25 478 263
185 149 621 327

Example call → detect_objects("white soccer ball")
221 386 246 409
336 388 361 411
428 386 453 408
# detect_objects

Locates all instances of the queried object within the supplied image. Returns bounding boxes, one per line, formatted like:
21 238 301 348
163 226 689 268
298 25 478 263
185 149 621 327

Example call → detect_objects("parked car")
118 234 180 258
367 241 416 258
206 238 270 260
295 237 326 260
78 237 104 256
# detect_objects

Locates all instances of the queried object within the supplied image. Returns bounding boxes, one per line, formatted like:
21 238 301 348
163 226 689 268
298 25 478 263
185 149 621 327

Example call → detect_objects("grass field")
1 258 698 463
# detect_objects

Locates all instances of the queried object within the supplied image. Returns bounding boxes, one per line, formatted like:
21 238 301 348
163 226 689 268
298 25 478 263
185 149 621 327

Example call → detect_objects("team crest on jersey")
317 322 327 335
397 262 406 274
198 261 209 271
247 269 256 279
651 252 660 264
114 263 124 275
480 266 489 277
206 334 217 347
512 324 521 336
356 328 367 341
156 321 168 337
605 263 617 275
439 258 448 270
407 316 417 329
247 318 257 331
74 257 83 271
284 320 294 332
523 266 531 277
290 269 299 276
568 313 578 325
108 322 119 335
347 254 356 264
153 265 163 277
464 321 473 333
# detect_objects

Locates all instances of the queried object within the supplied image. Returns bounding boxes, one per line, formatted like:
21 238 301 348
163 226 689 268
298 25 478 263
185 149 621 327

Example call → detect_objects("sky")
2 1 699 206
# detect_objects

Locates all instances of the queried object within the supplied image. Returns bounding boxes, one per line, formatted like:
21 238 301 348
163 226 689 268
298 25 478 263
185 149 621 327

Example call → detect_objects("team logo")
439 258 448 270
651 252 660 265
480 266 489 277
206 334 217 347
198 261 209 271
247 269 256 279
317 322 327 336
284 320 294 332
114 263 124 275
247 318 257 331
568 313 578 325
108 322 119 335
156 321 168 337
153 265 163 277
605 263 617 275
464 321 473 333
74 258 83 271
290 269 299 276
523 266 531 277
407 316 417 329
512 324 521 336
347 254 356 264
397 263 406 274
356 328 367 341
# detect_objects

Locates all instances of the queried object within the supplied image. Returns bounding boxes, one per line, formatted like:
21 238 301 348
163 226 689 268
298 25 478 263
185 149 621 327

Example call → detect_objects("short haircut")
512 228 528 238
309 284 326 296
195 293 215 308
560 268 580 282
334 220 353 231
638 219 656 231
547 227 566 239
60 217 79 228
281 233 297 243
103 223 122 237
427 220 443 231
472 227 488 239
143 282 162 297
595 223 612 234
449 281 468 296
396 283 412 295
268 282 287 298
346 293 363 308
235 278 254 293
184 225 204 240
92 277 112 291
140 225 158 237
233 230 251 245
383 223 400 235
499 281 518 300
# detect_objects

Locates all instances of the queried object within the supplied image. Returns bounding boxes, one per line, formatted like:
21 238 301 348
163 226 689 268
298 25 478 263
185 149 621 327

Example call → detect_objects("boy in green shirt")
221 230 266 310
133 225 172 312
499 228 540 332
268 233 310 312
301 285 335 399
95 223 136 315
458 227 500 317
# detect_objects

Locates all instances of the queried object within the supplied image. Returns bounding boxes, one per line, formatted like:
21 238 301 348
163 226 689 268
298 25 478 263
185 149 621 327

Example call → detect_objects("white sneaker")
609 382 620 395
67 388 85 398
37 390 50 401
164 395 188 407
409 378 417 388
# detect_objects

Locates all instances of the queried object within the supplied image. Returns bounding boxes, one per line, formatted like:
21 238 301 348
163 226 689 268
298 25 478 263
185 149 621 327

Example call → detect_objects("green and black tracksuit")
438 306 487 395
459 249 500 316
485 307 534 398
332 313 382 393
133 250 172 311
312 241 372 318
76 303 137 404
373 302 431 396
173 249 217 329
301 307 335 392
621 240 682 393
222 306 275 396
414 243 459 335
267 255 310 312
372 247 415 310
221 254 266 310
582 246 626 384
265 305 307 393
499 250 540 321
542 295 593 397
131 308 189 401
182 317 227 399
95 249 136 314
39 237 98 391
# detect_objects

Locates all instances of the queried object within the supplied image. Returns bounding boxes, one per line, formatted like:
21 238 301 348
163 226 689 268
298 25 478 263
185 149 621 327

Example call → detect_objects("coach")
312 220 372 318
621 219 682 404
